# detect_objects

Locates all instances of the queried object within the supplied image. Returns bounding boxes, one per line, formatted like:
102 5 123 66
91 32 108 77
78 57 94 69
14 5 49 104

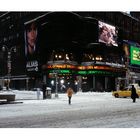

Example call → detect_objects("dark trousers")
68 96 71 104
133 98 136 103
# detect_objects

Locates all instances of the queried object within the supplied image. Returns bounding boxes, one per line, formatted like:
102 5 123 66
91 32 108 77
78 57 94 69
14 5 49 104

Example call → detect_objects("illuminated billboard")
130 46 140 65
99 21 118 46
24 21 39 73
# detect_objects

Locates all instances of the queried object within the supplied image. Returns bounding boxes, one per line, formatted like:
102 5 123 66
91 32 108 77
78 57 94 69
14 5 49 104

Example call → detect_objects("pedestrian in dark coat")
67 87 74 105
131 85 139 103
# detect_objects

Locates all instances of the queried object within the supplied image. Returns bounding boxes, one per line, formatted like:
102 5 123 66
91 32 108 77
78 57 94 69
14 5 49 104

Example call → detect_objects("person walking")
67 87 74 105
131 85 139 103
61 84 66 93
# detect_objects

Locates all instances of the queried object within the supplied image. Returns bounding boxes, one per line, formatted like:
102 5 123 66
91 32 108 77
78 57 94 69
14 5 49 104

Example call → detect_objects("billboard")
130 46 140 65
98 21 118 46
24 21 39 73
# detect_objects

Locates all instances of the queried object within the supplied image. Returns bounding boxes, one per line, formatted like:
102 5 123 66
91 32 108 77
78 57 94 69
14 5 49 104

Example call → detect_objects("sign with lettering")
26 60 39 72
130 45 140 65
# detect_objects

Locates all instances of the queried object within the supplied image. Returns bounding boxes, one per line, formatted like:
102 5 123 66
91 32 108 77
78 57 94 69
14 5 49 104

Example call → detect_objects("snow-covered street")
0 90 140 128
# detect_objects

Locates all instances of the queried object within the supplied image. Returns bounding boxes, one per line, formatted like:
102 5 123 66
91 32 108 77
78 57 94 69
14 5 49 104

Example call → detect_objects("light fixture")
58 55 62 58
66 54 69 60
51 80 54 85
60 79 64 84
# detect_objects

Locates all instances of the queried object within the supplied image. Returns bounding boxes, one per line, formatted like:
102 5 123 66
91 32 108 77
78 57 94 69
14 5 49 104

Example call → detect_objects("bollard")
37 88 41 100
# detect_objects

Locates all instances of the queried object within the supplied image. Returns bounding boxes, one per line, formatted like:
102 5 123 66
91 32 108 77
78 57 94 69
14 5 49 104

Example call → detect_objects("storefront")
42 62 126 92
77 65 126 92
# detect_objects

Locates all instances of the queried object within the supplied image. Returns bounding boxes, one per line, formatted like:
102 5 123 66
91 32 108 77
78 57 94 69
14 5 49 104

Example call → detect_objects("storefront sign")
26 60 38 72
47 64 76 69
130 45 140 65
77 70 118 76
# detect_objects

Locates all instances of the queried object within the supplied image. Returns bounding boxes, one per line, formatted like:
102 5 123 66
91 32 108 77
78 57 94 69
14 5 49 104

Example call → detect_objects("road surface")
0 92 140 128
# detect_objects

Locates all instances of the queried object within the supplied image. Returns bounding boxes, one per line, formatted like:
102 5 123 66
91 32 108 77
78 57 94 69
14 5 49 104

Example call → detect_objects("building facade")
0 12 140 92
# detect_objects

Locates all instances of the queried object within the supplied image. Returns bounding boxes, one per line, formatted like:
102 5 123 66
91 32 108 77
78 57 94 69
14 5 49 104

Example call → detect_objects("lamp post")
2 45 16 90
49 72 59 98
54 72 58 98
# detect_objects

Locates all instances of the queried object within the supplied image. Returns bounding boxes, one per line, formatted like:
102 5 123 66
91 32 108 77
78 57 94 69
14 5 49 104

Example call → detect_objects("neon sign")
130 45 140 65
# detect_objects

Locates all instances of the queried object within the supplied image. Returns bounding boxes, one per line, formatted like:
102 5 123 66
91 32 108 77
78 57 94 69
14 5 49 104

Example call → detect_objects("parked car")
112 84 140 98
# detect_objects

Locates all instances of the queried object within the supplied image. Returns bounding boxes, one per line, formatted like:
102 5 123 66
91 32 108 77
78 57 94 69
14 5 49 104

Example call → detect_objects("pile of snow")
0 90 15 95
0 89 112 102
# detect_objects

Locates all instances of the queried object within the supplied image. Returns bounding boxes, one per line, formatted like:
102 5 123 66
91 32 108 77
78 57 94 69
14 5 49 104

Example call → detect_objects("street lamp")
54 72 58 98
2 45 16 90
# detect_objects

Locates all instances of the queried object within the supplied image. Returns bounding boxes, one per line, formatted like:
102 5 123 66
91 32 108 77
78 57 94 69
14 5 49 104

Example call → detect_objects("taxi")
112 84 140 98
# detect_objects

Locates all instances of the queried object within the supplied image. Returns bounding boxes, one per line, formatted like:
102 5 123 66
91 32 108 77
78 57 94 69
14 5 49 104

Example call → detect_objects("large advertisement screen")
24 21 39 73
130 46 140 65
99 21 118 46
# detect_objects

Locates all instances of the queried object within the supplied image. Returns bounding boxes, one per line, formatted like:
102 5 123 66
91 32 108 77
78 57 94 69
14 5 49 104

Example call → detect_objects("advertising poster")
24 21 39 73
99 21 118 46
130 45 140 65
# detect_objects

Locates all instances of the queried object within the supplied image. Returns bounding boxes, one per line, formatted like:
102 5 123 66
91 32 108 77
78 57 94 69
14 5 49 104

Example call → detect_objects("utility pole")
55 72 58 98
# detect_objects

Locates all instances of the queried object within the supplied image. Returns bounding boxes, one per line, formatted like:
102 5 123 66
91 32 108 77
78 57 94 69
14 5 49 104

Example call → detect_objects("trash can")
46 87 52 99
42 83 47 99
